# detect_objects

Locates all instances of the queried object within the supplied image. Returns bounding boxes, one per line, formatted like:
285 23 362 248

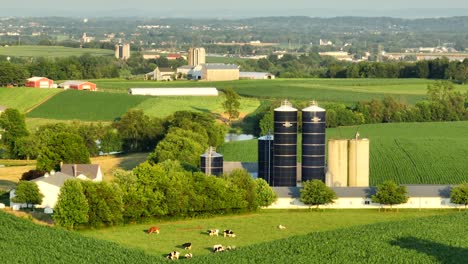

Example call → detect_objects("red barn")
167 54 182 60
26 77 54 88
60 81 97 91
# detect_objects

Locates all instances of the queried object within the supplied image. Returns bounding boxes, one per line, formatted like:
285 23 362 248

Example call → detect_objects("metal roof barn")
128 87 219 96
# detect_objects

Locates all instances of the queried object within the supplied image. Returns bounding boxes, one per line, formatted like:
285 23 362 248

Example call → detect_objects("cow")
208 229 219 236
148 226 160 234
166 251 180 260
213 244 225 253
184 253 193 259
226 245 236 251
182 242 192 250
278 225 286 230
223 229 236 237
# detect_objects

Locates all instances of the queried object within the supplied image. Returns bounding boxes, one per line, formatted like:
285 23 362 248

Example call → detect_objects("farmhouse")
145 67 176 81
128 87 218 96
202 63 239 81
239 72 275 80
59 81 97 91
269 185 459 209
10 172 74 209
26 77 54 88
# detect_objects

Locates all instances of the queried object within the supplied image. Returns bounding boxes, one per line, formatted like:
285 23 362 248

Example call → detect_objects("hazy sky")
2 0 468 17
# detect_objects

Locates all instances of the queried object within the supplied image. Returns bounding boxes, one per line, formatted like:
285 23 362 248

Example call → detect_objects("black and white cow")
166 251 180 260
223 229 236 237
213 244 225 253
208 229 219 236
182 242 192 250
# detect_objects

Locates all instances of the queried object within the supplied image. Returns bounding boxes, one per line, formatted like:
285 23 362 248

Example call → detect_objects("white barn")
269 185 460 210
239 72 275 80
128 87 219 96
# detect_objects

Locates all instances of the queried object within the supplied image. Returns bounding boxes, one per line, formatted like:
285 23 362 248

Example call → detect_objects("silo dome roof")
303 101 325 112
274 100 297 112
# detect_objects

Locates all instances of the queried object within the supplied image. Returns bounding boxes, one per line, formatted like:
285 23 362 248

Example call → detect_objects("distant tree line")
244 81 468 136
54 162 277 229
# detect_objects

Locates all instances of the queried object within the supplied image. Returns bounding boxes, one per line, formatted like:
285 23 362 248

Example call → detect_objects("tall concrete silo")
301 101 326 183
348 137 370 187
327 139 349 187
258 135 274 185
200 147 223 176
273 100 298 186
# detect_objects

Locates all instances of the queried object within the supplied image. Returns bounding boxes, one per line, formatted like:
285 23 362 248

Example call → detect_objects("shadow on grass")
390 236 468 264
191 106 211 113
117 153 149 171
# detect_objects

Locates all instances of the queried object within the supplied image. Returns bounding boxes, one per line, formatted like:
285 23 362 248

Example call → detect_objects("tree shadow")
390 236 468 263
191 106 211 113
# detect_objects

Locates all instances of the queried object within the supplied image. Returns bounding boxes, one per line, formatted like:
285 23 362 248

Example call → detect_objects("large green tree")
81 181 124 227
255 178 277 207
300 180 337 209
12 181 44 210
450 183 468 210
0 62 29 86
371 181 409 210
36 132 90 171
54 179 89 229
0 108 29 158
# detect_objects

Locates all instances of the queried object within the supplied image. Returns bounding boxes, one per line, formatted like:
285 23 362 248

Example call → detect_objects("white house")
269 185 459 209
10 172 75 209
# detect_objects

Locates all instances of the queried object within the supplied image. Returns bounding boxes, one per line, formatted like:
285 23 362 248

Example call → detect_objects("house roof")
31 172 75 187
60 81 93 86
61 164 101 180
28 77 50 82
203 63 239 70
274 185 453 199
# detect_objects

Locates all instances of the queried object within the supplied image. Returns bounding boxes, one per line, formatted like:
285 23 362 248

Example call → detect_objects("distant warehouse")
128 87 219 96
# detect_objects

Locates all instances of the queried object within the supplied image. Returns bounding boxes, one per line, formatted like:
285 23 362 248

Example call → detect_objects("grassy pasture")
0 87 62 112
188 212 468 263
80 209 451 258
219 121 468 185
0 45 114 58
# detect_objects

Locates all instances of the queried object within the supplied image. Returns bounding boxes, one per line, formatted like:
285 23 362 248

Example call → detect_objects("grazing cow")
226 245 236 251
208 229 219 236
166 251 180 260
223 229 236 237
184 253 193 259
182 242 192 250
213 244 225 253
278 225 286 230
148 226 160 234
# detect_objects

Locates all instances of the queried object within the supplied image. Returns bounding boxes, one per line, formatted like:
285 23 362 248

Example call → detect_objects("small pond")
224 133 255 142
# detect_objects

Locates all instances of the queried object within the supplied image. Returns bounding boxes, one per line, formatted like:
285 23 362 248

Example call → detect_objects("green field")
80 209 451 258
0 87 62 112
26 90 147 121
0 45 114 58
206 56 248 64
92 78 468 104
219 121 468 185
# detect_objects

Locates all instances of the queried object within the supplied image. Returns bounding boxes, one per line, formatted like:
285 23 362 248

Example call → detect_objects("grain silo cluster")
258 100 369 187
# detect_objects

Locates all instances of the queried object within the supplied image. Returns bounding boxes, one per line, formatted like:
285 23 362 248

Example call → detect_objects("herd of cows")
147 225 286 260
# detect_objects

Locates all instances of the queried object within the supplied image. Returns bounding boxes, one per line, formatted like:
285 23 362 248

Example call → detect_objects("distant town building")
319 51 353 61
188 47 206 67
81 33 94 43
167 53 183 60
319 39 333 46
115 43 131 60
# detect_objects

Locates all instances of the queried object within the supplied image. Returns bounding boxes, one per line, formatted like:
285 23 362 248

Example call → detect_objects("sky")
2 0 468 18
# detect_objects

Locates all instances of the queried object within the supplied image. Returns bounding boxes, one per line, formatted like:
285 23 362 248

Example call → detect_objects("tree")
300 180 337 209
36 132 90 171
222 87 241 124
450 183 468 210
81 181 124 227
255 178 277 207
12 181 44 210
224 169 258 211
371 181 409 210
0 108 29 158
0 62 29 86
54 179 89 229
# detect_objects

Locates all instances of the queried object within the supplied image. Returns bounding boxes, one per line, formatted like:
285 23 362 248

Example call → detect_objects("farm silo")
200 147 224 176
273 100 298 186
348 136 370 187
258 134 274 185
327 139 349 187
301 101 326 183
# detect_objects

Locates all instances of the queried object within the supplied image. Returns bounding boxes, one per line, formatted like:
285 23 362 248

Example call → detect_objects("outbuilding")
202 63 239 81
26 77 54 88
239 72 275 80
59 81 97 91
128 87 218 96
